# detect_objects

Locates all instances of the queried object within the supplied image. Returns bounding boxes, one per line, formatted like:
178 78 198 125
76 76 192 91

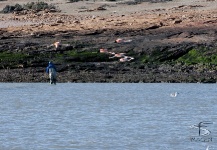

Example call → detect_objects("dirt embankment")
0 0 217 83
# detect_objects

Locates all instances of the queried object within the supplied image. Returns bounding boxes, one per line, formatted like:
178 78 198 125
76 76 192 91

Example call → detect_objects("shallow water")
0 83 216 150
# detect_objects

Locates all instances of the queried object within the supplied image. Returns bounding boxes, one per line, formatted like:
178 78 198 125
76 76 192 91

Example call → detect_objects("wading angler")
46 61 57 84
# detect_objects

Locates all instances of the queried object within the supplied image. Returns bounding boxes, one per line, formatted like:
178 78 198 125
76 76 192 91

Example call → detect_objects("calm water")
0 83 216 150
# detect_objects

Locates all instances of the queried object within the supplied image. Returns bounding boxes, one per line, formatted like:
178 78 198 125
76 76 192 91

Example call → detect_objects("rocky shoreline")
0 0 217 83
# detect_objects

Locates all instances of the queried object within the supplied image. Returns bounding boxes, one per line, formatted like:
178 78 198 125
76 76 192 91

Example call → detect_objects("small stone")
173 19 182 24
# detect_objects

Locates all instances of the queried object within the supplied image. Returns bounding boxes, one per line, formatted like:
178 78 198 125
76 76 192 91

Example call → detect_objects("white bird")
206 145 209 150
170 92 178 97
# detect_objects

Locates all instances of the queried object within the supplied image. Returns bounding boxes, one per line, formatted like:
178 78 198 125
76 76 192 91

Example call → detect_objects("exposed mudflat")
0 0 217 83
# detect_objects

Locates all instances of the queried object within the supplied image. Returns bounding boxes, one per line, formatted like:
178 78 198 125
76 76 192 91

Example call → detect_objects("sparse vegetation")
0 52 29 68
1 1 58 13
177 48 217 65
138 47 217 68
0 52 28 62
0 49 111 68
23 2 56 11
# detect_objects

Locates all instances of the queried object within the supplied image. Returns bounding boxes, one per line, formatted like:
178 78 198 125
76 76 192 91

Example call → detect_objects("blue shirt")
46 62 56 73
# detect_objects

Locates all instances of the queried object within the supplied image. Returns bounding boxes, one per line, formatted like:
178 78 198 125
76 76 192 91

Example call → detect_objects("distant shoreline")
0 0 216 83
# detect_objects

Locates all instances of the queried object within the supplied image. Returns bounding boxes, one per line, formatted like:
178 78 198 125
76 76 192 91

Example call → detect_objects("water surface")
0 83 216 150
